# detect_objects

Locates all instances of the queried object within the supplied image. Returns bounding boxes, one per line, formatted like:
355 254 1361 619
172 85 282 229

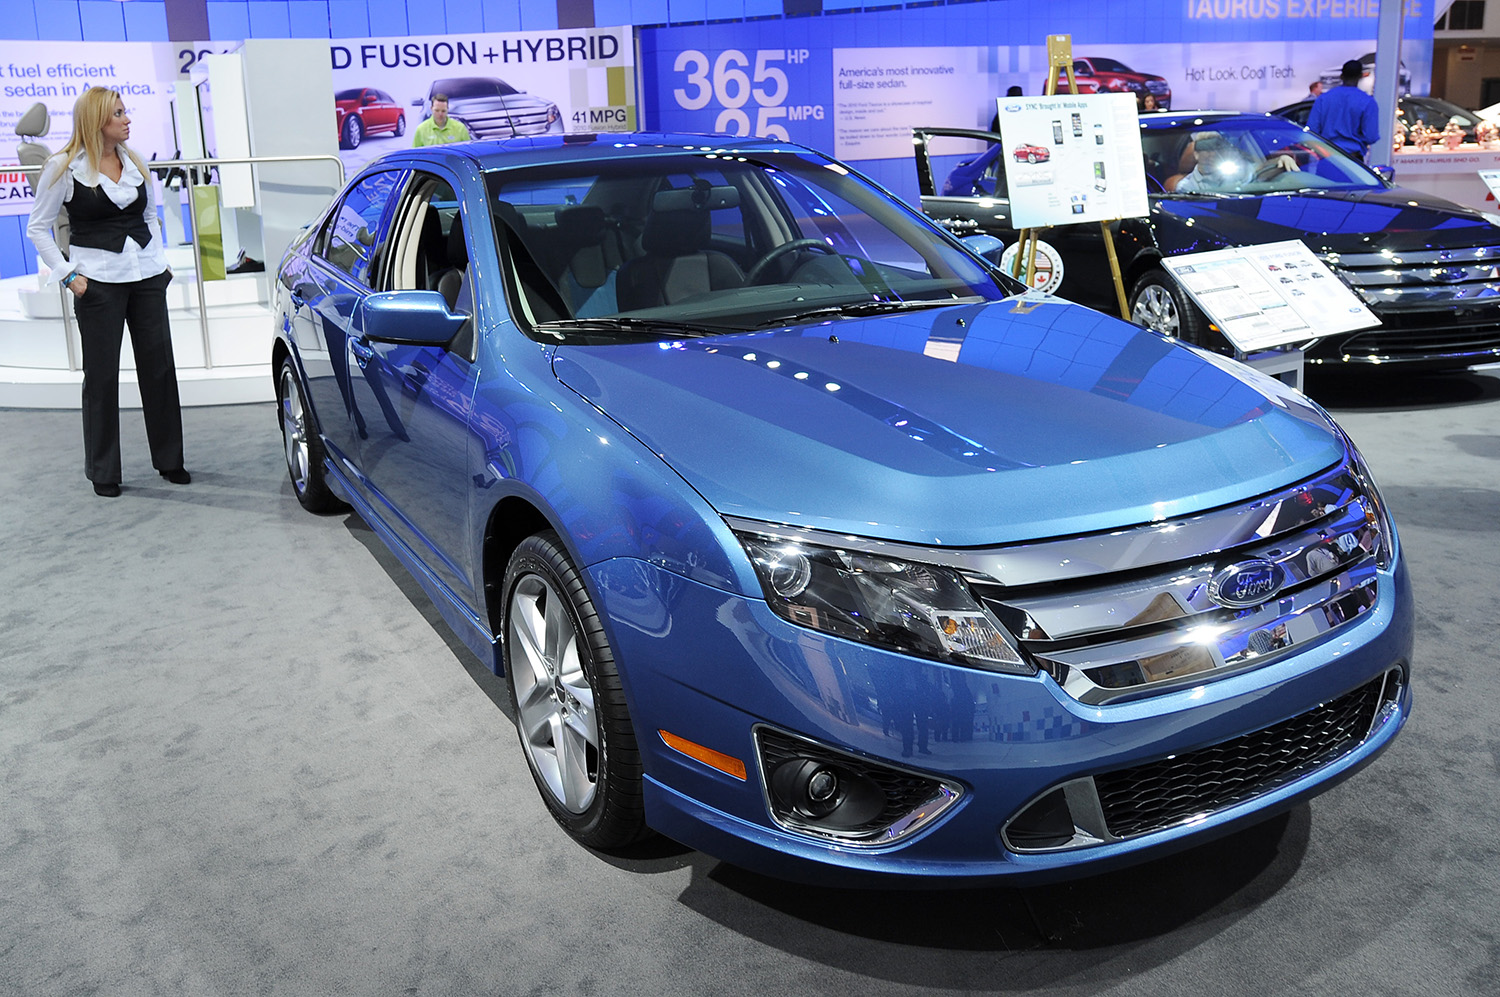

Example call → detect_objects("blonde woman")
27 86 187 498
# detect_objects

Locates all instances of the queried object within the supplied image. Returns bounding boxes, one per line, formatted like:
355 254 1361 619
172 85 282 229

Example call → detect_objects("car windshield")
1145 117 1382 196
1086 57 1132 73
1401 97 1479 130
335 89 363 101
437 78 519 99
483 149 1021 341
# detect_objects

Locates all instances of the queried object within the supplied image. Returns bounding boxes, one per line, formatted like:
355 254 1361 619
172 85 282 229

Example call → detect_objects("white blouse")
26 150 169 286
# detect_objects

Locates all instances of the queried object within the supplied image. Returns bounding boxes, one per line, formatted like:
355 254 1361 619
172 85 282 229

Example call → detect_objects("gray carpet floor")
2 365 1498 997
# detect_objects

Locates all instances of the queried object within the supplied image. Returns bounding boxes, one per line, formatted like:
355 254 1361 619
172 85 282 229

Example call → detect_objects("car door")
345 169 481 602
298 169 405 472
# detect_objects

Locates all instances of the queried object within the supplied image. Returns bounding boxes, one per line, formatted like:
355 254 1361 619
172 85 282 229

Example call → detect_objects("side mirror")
959 233 1005 266
362 291 468 346
1370 164 1395 184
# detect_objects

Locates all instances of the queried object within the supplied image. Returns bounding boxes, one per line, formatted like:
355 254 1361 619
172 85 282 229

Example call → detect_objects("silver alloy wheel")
280 366 310 495
1131 283 1180 336
508 573 599 814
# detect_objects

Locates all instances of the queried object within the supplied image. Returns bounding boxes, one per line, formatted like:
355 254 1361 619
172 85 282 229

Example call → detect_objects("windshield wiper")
535 317 722 339
754 297 970 328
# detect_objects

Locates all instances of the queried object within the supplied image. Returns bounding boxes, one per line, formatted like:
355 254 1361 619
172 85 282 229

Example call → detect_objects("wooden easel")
1011 34 1131 320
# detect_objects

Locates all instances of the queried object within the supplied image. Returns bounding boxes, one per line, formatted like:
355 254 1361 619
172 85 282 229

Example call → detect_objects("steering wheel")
746 238 835 284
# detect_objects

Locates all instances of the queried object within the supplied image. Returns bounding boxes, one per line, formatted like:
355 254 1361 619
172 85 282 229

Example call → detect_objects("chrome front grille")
1326 246 1500 310
972 462 1384 705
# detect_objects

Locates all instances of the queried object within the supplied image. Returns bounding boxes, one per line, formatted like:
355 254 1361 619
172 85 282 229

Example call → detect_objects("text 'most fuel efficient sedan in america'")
273 133 1411 885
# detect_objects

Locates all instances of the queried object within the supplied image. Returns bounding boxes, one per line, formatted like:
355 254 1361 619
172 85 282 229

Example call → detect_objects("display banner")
639 4 1434 171
328 26 636 175
0 41 189 218
832 47 988 161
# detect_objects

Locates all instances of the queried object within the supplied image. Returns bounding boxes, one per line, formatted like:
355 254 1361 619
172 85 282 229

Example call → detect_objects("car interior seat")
553 205 625 318
615 184 746 311
431 214 467 311
1163 140 1196 192
15 101 70 252
414 208 448 292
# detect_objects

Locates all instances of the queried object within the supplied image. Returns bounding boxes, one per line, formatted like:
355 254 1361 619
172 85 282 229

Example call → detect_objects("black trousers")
72 269 183 483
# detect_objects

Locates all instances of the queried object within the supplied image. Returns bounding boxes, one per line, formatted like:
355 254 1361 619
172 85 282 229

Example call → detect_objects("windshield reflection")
1147 120 1382 196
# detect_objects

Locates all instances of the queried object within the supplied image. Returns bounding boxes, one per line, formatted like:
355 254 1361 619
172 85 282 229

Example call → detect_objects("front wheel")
278 357 342 513
503 532 647 850
340 115 363 150
1129 268 1213 349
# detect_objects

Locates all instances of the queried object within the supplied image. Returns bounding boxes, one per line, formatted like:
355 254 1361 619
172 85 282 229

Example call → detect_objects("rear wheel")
1130 268 1212 348
503 532 647 850
278 357 342 513
394 114 406 137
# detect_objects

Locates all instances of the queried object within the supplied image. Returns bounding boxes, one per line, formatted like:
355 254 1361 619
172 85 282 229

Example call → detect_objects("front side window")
483 150 1020 340
319 170 402 286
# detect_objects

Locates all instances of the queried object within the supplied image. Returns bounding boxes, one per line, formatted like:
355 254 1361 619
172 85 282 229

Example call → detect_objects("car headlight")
547 104 560 124
1342 435 1396 570
736 531 1034 674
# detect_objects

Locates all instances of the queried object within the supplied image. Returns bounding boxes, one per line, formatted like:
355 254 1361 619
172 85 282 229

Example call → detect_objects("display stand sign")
1478 169 1500 202
994 91 1149 230
1160 240 1378 353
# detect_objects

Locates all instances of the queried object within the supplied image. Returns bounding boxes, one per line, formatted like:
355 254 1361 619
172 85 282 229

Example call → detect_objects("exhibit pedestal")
0 247 273 409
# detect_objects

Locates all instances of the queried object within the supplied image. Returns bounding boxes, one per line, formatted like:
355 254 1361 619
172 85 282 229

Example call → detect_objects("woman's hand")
69 275 88 298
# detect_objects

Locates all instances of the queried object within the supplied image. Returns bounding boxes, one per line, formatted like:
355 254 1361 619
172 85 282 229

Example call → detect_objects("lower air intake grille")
1094 674 1391 840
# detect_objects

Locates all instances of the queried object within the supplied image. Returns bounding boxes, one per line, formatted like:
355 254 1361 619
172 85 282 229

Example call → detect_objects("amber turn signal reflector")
658 730 747 781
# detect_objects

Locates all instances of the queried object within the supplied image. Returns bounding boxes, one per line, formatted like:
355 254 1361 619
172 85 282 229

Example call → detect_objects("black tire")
1129 267 1215 349
277 357 342 513
502 532 647 850
1026 153 1037 163
394 114 406 137
340 115 363 150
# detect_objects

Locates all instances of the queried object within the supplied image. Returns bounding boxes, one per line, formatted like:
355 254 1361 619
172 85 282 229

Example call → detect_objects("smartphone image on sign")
1094 160 1107 192
1071 112 1082 137
1052 120 1064 144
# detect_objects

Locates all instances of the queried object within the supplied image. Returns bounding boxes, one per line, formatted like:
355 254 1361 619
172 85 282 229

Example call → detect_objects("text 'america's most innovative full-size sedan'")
273 133 1411 886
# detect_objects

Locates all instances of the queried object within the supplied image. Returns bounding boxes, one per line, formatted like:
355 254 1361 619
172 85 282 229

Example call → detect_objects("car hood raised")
551 298 1345 548
1155 184 1500 255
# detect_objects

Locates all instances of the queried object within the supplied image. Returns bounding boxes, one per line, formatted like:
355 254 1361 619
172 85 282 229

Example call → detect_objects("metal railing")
146 153 345 368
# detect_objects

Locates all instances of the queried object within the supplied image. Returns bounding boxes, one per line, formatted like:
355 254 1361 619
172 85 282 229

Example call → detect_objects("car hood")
551 298 1345 548
451 93 552 112
1154 184 1500 255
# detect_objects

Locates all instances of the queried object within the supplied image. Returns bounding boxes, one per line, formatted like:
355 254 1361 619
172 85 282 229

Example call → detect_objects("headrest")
642 208 710 257
652 183 739 212
15 102 48 139
554 205 606 245
446 213 467 268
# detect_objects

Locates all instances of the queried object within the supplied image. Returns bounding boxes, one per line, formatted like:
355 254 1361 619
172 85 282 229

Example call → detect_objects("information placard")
993 92 1148 229
1161 240 1379 353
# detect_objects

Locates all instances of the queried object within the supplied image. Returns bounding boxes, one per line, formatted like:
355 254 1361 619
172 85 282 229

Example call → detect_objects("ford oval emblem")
1209 559 1284 609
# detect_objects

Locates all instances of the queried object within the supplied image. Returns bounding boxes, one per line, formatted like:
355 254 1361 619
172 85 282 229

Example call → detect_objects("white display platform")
0 247 274 409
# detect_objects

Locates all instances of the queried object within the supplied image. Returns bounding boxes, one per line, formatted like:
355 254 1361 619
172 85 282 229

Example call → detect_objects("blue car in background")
272 133 1411 885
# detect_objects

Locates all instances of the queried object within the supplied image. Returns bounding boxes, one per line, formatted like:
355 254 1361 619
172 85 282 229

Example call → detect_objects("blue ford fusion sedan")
272 133 1412 886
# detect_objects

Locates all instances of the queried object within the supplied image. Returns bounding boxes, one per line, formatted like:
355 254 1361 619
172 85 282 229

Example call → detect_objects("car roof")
370 133 818 174
1136 110 1283 131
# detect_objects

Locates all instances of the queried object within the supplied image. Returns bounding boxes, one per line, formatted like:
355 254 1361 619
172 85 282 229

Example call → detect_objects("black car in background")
915 111 1500 371
1273 94 1483 146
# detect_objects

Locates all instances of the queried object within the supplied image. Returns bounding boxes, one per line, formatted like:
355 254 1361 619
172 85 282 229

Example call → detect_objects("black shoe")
159 468 191 485
93 482 122 498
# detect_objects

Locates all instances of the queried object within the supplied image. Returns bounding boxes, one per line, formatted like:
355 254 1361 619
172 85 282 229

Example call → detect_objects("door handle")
350 339 375 368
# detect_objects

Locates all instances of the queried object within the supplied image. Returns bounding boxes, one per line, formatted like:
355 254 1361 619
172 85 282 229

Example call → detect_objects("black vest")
65 179 152 253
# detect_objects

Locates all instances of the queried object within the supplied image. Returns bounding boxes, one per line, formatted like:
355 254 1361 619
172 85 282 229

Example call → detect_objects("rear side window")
319 170 402 286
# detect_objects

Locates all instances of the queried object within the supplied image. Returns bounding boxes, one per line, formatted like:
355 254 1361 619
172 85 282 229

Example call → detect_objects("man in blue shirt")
1307 60 1381 161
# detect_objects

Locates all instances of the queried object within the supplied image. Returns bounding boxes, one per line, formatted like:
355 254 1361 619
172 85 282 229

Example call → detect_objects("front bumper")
589 552 1413 886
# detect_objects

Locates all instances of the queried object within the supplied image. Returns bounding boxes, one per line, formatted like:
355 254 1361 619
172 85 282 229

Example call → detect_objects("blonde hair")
47 86 148 186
